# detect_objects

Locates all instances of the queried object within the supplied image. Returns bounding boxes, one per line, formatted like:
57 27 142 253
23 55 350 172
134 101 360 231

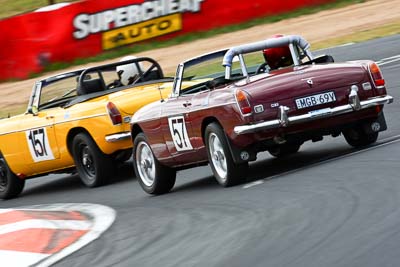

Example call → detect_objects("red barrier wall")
0 0 334 80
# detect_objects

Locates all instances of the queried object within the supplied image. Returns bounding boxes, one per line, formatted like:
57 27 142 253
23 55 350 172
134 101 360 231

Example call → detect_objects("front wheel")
205 123 248 187
343 127 379 148
133 133 176 195
72 133 115 187
0 158 25 199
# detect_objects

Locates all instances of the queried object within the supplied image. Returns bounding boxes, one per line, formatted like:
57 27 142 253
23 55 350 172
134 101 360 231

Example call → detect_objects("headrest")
77 78 106 95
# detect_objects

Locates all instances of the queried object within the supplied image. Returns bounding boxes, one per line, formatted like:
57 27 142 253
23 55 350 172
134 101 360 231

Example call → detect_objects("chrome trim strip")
0 113 107 136
105 132 131 143
234 95 394 135
54 113 108 125
0 129 27 136
131 101 237 125
174 101 236 116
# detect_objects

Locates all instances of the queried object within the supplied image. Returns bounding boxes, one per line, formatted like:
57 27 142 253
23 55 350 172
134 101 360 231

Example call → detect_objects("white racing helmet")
116 56 143 85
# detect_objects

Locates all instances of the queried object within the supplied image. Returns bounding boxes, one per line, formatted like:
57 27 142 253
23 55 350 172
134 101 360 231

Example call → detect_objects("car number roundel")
168 115 193 151
25 127 55 162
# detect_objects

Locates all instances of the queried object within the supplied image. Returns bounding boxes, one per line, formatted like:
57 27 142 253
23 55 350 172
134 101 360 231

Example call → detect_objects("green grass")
312 21 400 50
0 0 76 19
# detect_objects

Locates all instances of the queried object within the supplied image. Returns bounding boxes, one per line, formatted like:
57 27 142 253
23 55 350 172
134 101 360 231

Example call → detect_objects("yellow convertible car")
0 57 172 199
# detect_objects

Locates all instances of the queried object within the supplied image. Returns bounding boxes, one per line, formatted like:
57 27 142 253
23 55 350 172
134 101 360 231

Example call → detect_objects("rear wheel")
268 143 301 158
205 123 248 187
72 133 115 187
133 133 176 194
0 158 25 199
343 127 379 148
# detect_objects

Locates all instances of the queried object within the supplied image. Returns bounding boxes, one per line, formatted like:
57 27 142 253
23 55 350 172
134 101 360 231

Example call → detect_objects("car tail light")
235 89 252 115
369 62 385 87
106 102 123 125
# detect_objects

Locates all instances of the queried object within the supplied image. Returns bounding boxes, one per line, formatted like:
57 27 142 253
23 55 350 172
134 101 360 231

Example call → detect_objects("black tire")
205 122 248 187
72 133 115 187
343 127 379 148
0 158 25 199
133 133 176 195
268 143 301 158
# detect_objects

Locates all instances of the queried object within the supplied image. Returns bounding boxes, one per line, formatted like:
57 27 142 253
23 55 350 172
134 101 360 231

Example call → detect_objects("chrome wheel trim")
208 133 227 181
136 141 156 187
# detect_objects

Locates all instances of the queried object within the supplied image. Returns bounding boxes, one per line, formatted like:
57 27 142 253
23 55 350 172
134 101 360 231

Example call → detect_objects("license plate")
295 91 336 109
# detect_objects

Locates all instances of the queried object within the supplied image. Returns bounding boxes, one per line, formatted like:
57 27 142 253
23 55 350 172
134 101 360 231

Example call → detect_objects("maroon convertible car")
130 35 393 194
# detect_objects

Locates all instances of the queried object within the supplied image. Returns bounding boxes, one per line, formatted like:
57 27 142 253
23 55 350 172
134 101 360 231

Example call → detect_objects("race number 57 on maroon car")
130 35 393 195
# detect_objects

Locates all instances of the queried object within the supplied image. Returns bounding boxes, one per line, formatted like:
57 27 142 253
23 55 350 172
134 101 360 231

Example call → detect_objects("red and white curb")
0 203 116 267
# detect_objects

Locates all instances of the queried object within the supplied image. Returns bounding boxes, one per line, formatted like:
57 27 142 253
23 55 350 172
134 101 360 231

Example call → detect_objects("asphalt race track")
1 35 400 267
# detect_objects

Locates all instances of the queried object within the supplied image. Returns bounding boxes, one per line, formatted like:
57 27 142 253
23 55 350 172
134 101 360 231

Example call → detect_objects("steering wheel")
255 62 269 74
205 76 230 89
131 63 158 84
106 80 122 89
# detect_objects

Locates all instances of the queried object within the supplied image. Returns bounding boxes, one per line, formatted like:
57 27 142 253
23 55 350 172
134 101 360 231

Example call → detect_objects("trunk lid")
237 63 370 121
105 81 173 115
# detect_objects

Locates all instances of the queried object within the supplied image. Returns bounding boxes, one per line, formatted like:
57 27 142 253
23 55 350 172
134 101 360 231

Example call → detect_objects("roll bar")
222 35 314 79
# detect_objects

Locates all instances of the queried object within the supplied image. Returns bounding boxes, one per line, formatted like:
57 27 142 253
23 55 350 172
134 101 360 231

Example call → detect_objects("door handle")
183 102 192 107
46 115 54 120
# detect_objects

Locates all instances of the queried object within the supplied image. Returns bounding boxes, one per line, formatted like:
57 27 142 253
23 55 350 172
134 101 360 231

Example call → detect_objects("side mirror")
27 105 38 116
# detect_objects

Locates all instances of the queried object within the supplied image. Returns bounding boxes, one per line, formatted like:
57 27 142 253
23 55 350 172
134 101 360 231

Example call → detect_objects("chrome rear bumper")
105 132 131 142
234 93 393 135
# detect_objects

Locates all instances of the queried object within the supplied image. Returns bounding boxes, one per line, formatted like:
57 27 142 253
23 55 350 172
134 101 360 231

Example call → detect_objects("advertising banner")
0 0 334 80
